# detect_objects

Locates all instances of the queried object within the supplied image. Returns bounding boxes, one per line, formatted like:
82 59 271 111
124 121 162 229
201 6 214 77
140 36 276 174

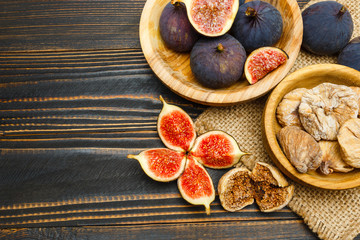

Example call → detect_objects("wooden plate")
139 0 303 106
262 64 360 190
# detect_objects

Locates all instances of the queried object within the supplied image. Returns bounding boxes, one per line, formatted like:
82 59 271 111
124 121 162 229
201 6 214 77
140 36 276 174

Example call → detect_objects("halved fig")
188 130 248 169
244 47 288 84
128 148 186 182
218 167 254 212
157 96 196 152
177 156 215 215
252 162 294 212
177 0 239 37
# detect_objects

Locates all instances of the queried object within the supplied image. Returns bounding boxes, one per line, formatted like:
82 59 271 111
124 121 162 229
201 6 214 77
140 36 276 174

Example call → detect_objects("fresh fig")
127 148 186 182
244 47 288 84
188 130 248 169
159 1 200 52
176 0 239 37
177 155 215 215
338 37 360 71
232 0 283 53
190 34 247 89
302 1 353 55
157 96 196 152
218 167 255 212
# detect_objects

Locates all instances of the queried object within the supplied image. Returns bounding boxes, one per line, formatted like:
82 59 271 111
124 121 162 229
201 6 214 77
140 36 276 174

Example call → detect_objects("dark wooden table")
1 0 357 239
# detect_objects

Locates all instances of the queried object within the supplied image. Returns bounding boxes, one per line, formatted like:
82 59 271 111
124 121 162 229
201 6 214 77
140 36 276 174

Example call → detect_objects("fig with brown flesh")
159 1 200 52
128 148 186 182
157 96 196 152
188 130 248 169
177 0 239 37
218 162 294 213
178 156 215 215
244 47 288 85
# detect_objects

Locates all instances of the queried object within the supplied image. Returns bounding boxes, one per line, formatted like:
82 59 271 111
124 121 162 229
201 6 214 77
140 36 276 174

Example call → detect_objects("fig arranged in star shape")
128 96 248 214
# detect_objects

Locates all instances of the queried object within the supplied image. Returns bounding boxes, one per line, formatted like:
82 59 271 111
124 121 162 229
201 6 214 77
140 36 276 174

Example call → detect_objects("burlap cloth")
194 1 360 239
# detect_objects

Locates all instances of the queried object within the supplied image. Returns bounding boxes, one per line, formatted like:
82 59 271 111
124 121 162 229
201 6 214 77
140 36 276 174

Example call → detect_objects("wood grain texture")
262 64 360 189
139 0 303 106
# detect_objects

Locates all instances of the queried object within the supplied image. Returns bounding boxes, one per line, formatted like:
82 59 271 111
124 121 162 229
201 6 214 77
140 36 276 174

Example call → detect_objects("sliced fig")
244 47 288 85
128 148 186 182
159 1 200 52
157 96 196 152
251 162 294 213
218 167 254 212
178 156 215 215
177 0 239 37
188 130 248 169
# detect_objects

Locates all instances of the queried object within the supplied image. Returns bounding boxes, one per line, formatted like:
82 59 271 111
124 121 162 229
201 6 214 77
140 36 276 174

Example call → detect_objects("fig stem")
205 204 211 215
217 43 224 52
338 5 347 16
245 7 257 17
171 0 181 7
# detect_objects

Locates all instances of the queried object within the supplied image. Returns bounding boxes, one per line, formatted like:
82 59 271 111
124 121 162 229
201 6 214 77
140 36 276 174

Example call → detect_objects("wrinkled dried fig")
337 118 360 168
350 86 360 116
157 96 196 152
189 130 248 169
298 83 359 141
278 126 322 173
318 141 353 174
276 88 307 128
128 148 186 182
178 156 215 215
218 167 254 212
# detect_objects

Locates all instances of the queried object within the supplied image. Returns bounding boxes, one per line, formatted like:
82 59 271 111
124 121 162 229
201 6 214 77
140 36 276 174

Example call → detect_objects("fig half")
157 96 196 152
188 130 248 169
177 0 239 37
244 47 288 84
178 156 215 215
128 148 186 182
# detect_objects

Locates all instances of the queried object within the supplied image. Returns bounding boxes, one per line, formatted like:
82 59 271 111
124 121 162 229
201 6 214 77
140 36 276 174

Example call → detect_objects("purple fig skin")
338 37 360 71
190 34 246 89
159 1 200 52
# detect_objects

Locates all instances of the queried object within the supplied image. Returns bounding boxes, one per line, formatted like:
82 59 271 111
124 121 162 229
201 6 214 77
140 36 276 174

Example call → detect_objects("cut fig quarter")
157 96 196 152
175 0 239 37
127 148 186 182
245 47 288 85
177 156 215 215
189 130 249 169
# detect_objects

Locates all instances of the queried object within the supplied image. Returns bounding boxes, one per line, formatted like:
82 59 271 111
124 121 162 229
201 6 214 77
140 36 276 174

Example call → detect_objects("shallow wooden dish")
263 64 360 190
139 0 303 106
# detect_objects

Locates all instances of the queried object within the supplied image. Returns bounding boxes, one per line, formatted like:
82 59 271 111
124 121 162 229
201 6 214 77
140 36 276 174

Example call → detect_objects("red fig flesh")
189 130 247 169
157 96 196 152
128 148 186 182
177 156 215 215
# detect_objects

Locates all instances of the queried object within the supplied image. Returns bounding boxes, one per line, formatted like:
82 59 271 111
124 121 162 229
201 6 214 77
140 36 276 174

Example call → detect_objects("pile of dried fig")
128 96 248 214
159 0 287 88
276 82 360 174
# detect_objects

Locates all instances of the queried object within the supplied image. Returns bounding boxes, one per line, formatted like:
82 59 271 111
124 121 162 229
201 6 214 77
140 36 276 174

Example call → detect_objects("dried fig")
318 141 353 174
188 130 248 169
178 156 215 215
337 118 360 168
218 167 254 212
244 47 288 84
177 0 239 37
350 86 360 116
299 83 359 141
276 88 307 128
157 96 196 152
159 1 200 52
277 126 322 173
127 148 186 182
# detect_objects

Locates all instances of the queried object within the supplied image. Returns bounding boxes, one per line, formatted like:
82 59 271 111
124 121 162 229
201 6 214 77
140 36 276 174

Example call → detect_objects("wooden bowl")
262 64 360 190
139 0 303 106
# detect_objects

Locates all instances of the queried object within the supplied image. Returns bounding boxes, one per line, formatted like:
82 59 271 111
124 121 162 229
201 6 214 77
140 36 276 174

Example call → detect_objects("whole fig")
231 0 283 53
190 34 246 89
159 1 200 52
302 1 353 55
338 37 360 71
